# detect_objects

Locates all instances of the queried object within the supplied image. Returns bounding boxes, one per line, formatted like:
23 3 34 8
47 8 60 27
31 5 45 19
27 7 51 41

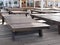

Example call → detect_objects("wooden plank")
10 23 50 40
31 14 60 34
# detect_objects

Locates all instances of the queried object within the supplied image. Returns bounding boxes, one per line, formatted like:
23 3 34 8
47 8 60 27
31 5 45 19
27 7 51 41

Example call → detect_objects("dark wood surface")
5 7 35 11
9 11 29 17
4 15 36 24
31 13 60 23
31 13 60 34
0 24 60 44
10 23 49 29
9 11 28 14
3 15 50 27
31 9 60 13
3 15 50 40
0 12 32 24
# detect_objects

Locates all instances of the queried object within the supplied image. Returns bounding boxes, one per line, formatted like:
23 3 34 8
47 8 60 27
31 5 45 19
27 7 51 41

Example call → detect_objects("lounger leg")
31 16 34 19
2 16 4 25
58 25 60 34
31 10 33 14
25 13 27 17
12 32 15 41
38 30 43 37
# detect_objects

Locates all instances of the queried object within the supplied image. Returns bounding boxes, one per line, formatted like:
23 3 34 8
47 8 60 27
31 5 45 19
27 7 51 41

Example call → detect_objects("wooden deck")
0 9 60 45
0 24 59 45
0 17 59 45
